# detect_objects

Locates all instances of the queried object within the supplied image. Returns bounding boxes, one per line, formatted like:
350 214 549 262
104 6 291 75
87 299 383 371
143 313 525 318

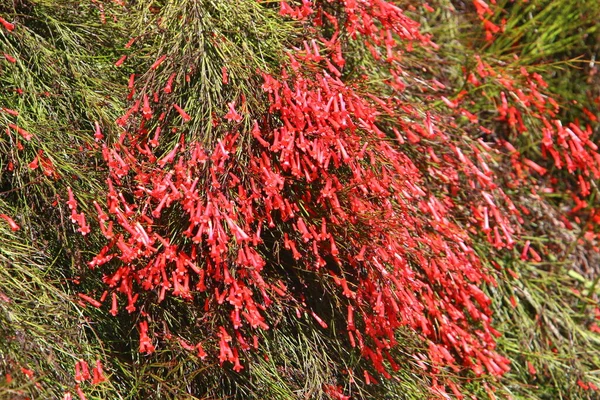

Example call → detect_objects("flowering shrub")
1 0 599 398
83 0 523 390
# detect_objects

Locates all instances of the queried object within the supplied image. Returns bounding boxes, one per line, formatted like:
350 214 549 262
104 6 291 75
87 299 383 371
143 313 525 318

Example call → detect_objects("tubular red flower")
0 214 20 231
173 103 191 122
0 16 14 31
150 54 167 70
114 55 127 67
3 53 16 63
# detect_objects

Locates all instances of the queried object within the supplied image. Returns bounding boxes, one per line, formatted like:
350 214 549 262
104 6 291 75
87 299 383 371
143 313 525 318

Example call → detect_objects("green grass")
1 0 599 399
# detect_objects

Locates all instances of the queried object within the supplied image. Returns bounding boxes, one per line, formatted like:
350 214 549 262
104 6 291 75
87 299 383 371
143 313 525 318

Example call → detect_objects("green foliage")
1 0 599 399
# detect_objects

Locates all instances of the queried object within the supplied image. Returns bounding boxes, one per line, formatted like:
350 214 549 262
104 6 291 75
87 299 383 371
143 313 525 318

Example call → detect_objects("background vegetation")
1 0 599 399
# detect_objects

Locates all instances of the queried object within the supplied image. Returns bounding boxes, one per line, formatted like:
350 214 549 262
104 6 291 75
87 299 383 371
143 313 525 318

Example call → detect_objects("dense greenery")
1 1 599 399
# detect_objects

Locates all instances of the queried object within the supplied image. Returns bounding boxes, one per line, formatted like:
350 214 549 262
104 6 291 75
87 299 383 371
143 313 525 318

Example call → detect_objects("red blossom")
0 16 14 31
114 55 127 67
150 54 167 70
92 360 106 385
8 123 32 141
0 214 20 231
173 103 191 122
3 53 16 63
224 102 242 122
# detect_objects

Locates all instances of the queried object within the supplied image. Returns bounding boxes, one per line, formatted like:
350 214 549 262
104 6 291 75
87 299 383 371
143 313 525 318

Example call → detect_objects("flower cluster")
465 55 600 189
77 2 530 392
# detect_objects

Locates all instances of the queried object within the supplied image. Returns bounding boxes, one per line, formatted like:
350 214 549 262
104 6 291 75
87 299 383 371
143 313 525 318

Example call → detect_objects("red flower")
8 123 32 140
150 54 167 70
92 360 106 385
139 321 155 354
173 103 191 122
114 55 127 67
20 367 34 379
3 53 16 63
0 16 14 31
142 93 152 120
224 102 242 122
78 293 102 308
94 121 104 141
221 66 228 84
164 73 176 94
0 214 20 231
